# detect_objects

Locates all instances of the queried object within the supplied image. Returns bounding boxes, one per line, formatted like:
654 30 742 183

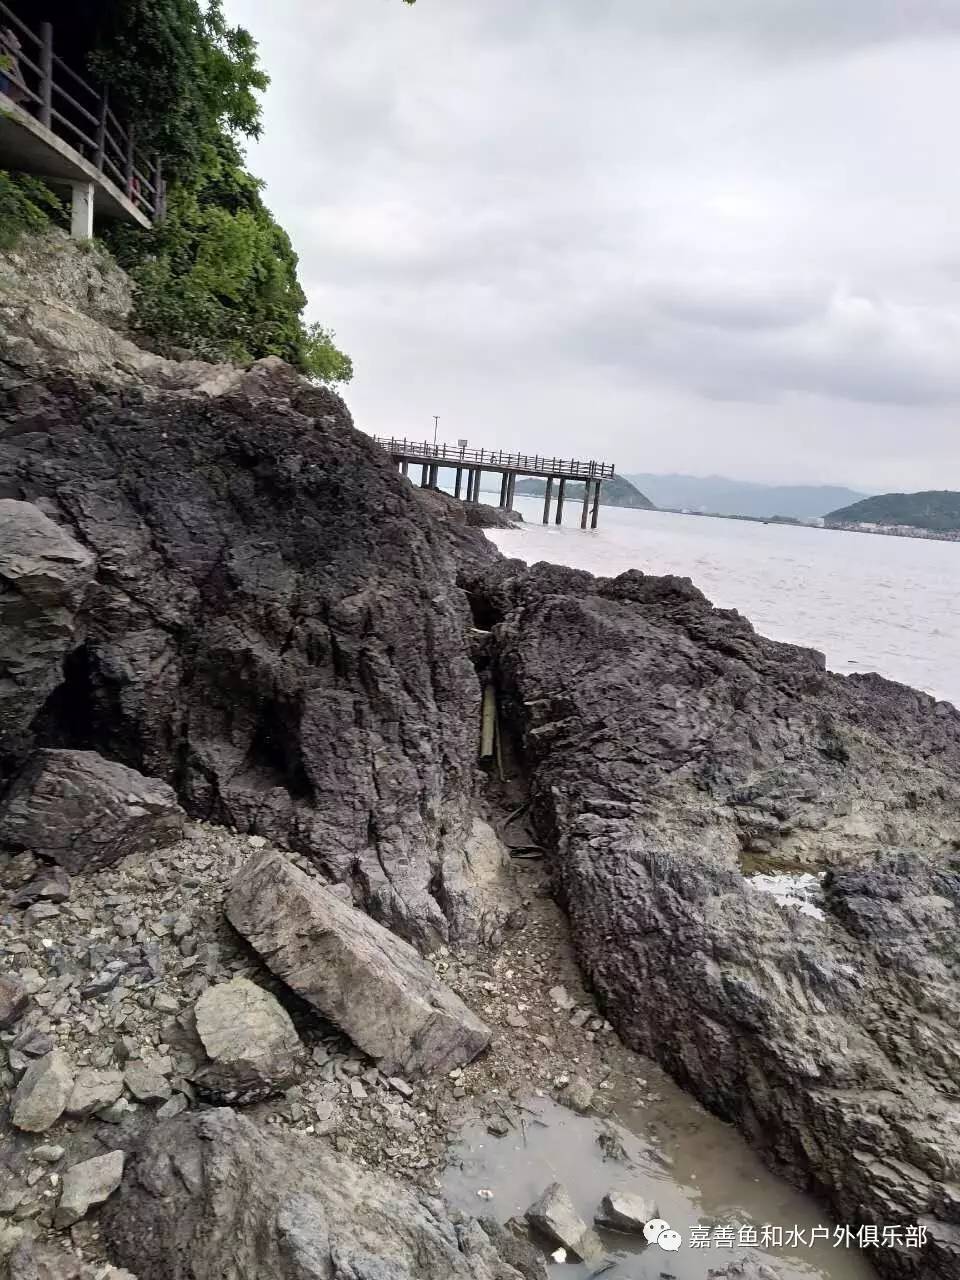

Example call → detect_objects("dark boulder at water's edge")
466 558 960 1279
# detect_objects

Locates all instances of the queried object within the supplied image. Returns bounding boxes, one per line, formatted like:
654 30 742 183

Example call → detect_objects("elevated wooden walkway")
374 437 616 528
0 6 165 236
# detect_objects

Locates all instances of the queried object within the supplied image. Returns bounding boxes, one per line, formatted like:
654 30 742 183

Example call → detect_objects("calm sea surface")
482 493 960 708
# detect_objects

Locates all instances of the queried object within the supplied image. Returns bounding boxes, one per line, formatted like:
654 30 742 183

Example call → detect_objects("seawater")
482 494 960 707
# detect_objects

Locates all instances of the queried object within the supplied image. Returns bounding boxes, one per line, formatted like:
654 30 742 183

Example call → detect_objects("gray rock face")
0 361 497 946
11 1050 73 1132
123 1061 172 1104
0 749 185 874
524 1183 603 1262
192 977 302 1100
473 561 960 1280
55 1150 125 1228
7 1238 138 1280
0 973 29 1029
101 1108 530 1280
226 851 491 1077
0 500 95 765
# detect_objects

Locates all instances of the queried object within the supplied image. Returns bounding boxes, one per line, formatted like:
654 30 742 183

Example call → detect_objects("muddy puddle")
443 1076 877 1280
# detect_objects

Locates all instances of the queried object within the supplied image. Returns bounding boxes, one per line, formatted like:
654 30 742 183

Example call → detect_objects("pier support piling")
499 473 509 508
507 474 516 509
420 464 429 488
454 467 463 499
428 463 439 488
556 478 566 525
401 461 409 477
580 479 592 529
542 477 554 525
591 481 601 529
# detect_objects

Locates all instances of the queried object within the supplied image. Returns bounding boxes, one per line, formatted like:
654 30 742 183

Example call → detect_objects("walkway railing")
0 4 165 221
374 437 615 479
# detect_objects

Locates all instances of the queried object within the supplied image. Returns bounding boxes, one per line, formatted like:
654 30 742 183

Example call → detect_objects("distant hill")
826 491 960 532
514 474 655 509
626 473 868 520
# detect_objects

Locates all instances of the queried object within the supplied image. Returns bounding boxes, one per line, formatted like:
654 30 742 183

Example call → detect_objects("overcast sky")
223 0 960 490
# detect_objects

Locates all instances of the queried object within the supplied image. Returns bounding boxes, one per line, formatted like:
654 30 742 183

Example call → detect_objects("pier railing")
374 437 615 479
0 3 166 221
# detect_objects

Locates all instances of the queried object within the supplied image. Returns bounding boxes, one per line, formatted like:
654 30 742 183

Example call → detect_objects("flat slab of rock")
525 1182 604 1262
66 1067 123 1117
0 749 185 874
55 1150 125 1228
192 977 301 1100
226 851 490 1076
101 1108 532 1280
124 1061 172 1104
595 1190 657 1233
11 1050 73 1132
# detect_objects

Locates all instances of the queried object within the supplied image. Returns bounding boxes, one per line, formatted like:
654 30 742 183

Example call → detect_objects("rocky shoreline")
1 234 958 1279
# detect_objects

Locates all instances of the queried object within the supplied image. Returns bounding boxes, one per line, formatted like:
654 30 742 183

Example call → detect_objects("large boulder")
0 360 497 946
0 500 95 765
226 850 490 1076
473 561 960 1280
0 749 185 874
101 1108 533 1280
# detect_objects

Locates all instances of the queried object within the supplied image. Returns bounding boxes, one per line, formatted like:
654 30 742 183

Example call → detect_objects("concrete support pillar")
581 479 592 529
454 467 463 499
70 181 95 240
420 464 429 488
498 473 509 508
401 460 409 477
542 477 554 525
428 463 439 488
506 474 516 508
591 481 602 529
555 478 566 525
472 469 483 502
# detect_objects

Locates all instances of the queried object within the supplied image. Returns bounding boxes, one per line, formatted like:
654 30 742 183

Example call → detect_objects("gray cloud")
224 0 960 489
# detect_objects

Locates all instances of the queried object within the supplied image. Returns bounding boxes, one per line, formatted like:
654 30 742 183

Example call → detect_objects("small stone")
10 867 71 907
560 1075 594 1114
487 1116 511 1137
506 1011 528 1029
0 975 30 1029
11 1051 73 1133
54 1151 124 1228
549 985 576 1011
96 1098 134 1124
156 1093 188 1120
31 1146 64 1165
152 992 180 1015
67 1068 124 1117
387 1076 414 1099
124 1060 172 1103
595 1189 658 1233
350 1079 368 1101
569 1009 590 1029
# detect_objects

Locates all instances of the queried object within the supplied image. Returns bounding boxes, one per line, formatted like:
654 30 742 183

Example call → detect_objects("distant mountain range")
514 474 654 509
826 490 960 532
626 473 869 520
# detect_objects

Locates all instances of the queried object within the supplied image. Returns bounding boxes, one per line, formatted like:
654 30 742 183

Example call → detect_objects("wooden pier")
374 438 616 529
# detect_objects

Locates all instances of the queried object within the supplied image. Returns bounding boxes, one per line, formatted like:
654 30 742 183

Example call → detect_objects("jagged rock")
0 750 185 874
101 1108 531 1279
0 973 29 1029
191 977 301 1100
10 867 71 907
66 1067 124 1117
524 1182 603 1263
474 559 960 1280
0 355 497 946
476 1219 547 1280
11 1050 73 1132
226 851 490 1077
708 1263 783 1280
594 1190 656 1233
7 1237 138 1280
123 1061 172 1104
0 500 96 765
55 1151 125 1229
